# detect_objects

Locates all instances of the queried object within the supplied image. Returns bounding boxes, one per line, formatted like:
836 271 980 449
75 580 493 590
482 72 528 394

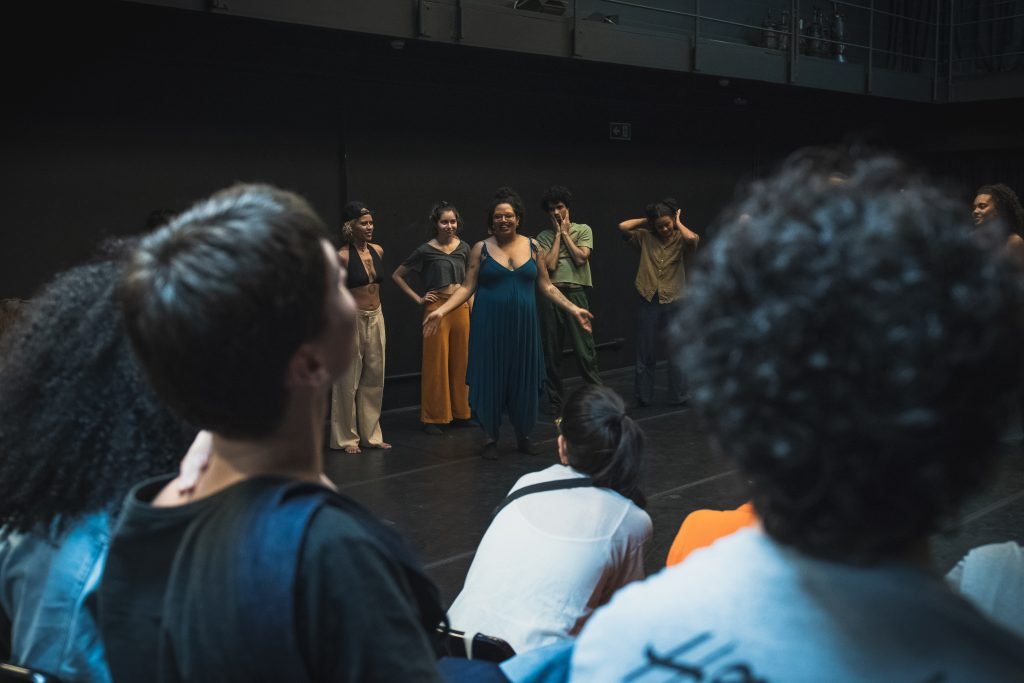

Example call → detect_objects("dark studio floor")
323 366 1024 607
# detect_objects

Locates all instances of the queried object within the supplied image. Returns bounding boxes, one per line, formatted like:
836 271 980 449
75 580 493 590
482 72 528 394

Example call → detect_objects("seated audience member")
447 385 651 654
0 247 195 682
569 151 1024 682
947 542 1024 638
664 502 756 568
98 185 445 682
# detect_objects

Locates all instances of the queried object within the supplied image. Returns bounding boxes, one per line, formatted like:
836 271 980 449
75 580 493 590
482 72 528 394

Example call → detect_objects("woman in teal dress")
424 188 593 459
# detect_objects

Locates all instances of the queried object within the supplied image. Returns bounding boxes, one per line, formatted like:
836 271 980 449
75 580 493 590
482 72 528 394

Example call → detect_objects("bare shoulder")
370 243 384 257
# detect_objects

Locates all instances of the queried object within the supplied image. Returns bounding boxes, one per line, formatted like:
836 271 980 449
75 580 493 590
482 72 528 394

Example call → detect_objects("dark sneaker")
481 441 499 460
422 423 444 435
516 437 539 455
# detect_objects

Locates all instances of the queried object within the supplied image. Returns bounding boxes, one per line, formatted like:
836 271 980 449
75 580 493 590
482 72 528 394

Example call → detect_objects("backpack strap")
492 477 594 520
234 484 323 683
237 483 447 660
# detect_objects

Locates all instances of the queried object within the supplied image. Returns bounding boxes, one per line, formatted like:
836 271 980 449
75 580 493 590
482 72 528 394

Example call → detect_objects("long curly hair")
674 149 1024 563
0 245 195 534
976 183 1024 237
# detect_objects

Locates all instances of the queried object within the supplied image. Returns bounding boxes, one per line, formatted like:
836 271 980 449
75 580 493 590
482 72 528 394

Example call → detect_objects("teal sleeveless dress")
466 242 545 440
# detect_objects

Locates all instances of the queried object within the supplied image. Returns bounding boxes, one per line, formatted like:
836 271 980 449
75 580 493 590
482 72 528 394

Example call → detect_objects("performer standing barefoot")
392 201 472 435
330 201 392 453
618 199 699 407
424 188 593 460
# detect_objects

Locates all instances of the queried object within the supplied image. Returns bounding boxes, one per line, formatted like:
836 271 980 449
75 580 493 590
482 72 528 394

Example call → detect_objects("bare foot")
363 442 392 450
343 445 361 454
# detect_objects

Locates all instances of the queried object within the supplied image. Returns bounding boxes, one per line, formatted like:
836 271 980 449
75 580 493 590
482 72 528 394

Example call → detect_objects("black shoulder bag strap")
491 476 594 520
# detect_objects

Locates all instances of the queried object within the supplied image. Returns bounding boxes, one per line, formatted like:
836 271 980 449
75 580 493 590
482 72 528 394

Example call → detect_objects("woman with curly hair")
392 201 472 435
423 188 593 459
973 183 1024 265
0 246 195 682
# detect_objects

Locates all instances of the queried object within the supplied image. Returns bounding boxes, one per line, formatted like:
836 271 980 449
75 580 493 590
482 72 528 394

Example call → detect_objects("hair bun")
662 197 679 212
494 186 520 201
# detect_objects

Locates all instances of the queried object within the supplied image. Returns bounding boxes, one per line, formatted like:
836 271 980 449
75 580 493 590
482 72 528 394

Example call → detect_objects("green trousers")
539 287 601 412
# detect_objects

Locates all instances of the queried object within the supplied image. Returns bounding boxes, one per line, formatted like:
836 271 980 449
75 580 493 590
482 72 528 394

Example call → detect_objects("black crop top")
345 244 383 289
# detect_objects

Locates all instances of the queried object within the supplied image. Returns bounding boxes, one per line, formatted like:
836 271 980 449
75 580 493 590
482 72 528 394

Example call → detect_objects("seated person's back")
0 250 194 683
98 185 443 682
101 476 440 682
570 152 1024 682
664 502 756 567
448 386 651 653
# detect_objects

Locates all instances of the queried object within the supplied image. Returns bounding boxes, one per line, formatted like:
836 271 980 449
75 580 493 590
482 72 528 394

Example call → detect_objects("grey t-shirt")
402 241 471 292
571 527 1024 682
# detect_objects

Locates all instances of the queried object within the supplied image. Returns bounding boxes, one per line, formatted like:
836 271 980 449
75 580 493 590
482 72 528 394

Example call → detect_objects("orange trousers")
421 294 471 424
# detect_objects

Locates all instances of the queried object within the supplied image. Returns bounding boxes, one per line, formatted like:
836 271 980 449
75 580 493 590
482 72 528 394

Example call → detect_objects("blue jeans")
635 294 687 405
0 511 112 683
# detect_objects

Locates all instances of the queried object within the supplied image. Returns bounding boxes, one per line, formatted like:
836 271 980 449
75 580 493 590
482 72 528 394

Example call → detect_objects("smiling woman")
973 183 1024 266
423 187 593 459
392 201 473 435
329 201 392 454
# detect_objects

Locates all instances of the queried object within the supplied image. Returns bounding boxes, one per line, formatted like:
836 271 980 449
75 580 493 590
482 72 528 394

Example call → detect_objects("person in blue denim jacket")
0 245 195 682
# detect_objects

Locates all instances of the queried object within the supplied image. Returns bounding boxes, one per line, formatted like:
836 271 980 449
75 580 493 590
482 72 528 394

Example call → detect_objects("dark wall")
4 2 1022 407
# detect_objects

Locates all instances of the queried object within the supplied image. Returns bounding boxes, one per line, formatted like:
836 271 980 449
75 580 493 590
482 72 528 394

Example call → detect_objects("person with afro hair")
570 150 1024 682
0 244 196 682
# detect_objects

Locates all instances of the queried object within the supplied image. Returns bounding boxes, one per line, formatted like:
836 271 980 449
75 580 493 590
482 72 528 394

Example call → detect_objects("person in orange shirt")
665 502 757 567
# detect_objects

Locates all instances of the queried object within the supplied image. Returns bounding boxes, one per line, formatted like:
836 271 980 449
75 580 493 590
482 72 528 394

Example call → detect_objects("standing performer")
392 201 472 435
330 201 391 453
618 199 700 407
424 188 593 460
536 186 601 416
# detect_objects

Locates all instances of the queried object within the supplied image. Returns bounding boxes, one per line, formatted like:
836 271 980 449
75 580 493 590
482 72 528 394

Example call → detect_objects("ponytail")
590 414 646 509
560 385 647 509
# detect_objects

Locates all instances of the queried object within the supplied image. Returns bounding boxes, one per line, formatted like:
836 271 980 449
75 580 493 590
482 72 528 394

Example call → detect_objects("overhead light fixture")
513 0 568 16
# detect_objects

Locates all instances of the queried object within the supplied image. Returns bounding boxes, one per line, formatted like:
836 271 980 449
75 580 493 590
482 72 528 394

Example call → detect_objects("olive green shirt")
536 223 594 288
627 229 694 303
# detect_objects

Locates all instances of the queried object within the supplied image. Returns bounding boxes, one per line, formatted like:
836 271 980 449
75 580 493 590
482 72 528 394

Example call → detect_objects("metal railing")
592 0 945 97
949 0 1024 77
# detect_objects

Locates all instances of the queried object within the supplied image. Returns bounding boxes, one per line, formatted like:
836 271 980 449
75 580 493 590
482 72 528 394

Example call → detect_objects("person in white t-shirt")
570 150 1024 683
447 385 651 654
